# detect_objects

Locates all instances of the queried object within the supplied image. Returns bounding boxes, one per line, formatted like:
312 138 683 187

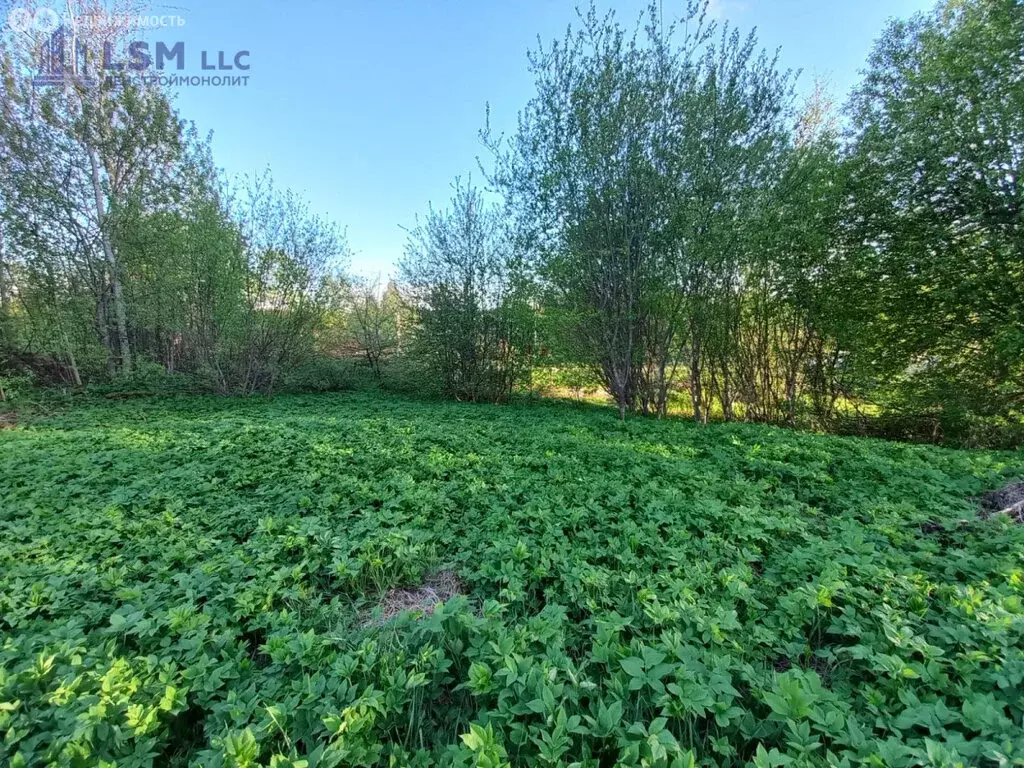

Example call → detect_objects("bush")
0 372 36 403
832 409 1024 449
379 355 444 398
85 361 208 397
2 393 1023 766
531 365 605 401
279 356 358 393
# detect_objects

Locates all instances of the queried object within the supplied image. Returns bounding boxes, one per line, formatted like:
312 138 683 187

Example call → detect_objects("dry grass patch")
361 570 465 628
980 480 1024 522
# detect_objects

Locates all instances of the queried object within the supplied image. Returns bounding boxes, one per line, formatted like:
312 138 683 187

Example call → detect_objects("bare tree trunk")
656 359 668 418
96 283 116 376
786 373 798 426
54 316 83 386
67 348 83 387
0 224 9 319
0 223 12 356
722 364 734 422
88 147 131 374
690 323 704 424
0 225 10 357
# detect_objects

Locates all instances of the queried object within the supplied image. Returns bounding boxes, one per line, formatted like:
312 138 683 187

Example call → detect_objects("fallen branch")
996 499 1024 520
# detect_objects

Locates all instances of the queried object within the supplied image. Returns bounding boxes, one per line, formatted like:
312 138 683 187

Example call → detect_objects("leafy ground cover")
1 393 1023 768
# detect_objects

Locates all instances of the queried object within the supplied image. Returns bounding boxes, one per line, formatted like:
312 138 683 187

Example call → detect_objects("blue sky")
162 0 935 277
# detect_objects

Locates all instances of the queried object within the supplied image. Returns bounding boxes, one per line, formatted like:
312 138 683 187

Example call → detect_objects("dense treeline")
0 5 348 396
1 0 1021 444
398 0 1022 444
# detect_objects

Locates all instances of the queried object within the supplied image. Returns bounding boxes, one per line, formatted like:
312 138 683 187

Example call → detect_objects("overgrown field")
1 394 1023 767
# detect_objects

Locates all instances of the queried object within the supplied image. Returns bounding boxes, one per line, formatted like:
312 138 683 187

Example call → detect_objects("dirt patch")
362 570 465 628
980 481 1024 523
0 411 17 429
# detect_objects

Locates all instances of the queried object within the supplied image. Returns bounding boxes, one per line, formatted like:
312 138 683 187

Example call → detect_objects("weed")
1 392 1022 766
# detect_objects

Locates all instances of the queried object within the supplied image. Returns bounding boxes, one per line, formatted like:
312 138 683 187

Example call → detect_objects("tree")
846 0 1024 426
0 12 349 395
0 1 186 378
348 276 400 381
222 171 348 395
401 179 534 403
490 1 796 420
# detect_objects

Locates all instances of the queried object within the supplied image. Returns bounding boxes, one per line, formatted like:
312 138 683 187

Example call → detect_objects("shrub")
82 361 208 397
531 365 605 401
2 393 1023 766
379 355 444 398
279 356 358 393
0 371 35 403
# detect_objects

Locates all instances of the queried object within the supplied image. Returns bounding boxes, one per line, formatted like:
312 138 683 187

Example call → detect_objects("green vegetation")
1 0 1022 763
2 393 1023 767
3 0 1022 444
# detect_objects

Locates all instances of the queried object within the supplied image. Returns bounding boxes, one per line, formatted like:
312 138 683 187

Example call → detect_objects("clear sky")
159 0 935 278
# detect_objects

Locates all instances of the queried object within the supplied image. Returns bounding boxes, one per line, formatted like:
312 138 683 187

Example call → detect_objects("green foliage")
2 393 1023 766
491 2 827 422
377 357 445 399
401 179 535 404
475 0 1022 434
0 372 35 402
336 279 405 382
279 357 359 394
845 0 1024 422
0 61 347 395
83 362 210 396
530 365 605 402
